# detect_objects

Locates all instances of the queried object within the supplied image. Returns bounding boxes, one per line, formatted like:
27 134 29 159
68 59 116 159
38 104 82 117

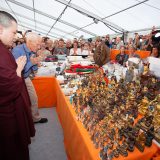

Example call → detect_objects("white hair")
26 32 41 43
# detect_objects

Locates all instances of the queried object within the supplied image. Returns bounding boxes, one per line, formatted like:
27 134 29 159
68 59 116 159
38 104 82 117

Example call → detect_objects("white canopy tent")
0 0 160 40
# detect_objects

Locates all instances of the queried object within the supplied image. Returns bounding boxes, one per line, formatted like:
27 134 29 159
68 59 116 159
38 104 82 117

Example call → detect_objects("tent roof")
0 0 160 40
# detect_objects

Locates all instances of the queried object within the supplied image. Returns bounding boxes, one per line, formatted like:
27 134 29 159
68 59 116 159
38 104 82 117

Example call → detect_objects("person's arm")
22 55 39 74
12 47 23 59
37 50 42 56
16 56 27 77
12 47 27 77
0 56 24 102
88 50 93 56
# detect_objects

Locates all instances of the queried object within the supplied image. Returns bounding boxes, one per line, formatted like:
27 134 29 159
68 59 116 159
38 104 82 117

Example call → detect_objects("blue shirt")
12 43 38 78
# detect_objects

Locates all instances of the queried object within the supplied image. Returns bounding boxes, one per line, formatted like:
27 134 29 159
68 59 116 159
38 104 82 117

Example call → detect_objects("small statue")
142 62 150 76
138 96 150 115
125 66 134 82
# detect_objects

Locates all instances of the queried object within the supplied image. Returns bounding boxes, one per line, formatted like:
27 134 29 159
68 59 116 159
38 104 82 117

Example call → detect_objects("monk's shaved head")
0 11 17 28
0 11 17 46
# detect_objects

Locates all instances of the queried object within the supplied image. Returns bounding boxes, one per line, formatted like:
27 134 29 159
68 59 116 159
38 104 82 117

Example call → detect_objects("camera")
152 30 160 45
17 31 22 34
88 38 92 43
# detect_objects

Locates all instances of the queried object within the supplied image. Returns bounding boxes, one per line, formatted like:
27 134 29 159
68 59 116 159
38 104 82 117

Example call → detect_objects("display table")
32 76 159 160
32 77 57 108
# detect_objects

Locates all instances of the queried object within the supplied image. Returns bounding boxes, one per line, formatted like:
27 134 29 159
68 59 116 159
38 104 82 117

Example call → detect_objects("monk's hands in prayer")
16 56 27 77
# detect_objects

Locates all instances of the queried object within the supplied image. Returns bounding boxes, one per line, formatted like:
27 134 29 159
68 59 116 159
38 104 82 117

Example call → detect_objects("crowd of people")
10 29 160 68
8 29 160 78
11 27 160 59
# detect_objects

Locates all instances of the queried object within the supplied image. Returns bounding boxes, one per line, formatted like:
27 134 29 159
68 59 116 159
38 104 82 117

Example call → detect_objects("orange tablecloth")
32 77 57 108
110 49 151 60
32 77 159 160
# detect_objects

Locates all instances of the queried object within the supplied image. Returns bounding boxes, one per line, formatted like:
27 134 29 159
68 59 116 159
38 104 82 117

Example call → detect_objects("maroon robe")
0 41 35 160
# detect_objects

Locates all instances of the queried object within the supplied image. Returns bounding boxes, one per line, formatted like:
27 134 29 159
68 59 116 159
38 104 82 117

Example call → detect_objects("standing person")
125 37 133 50
150 46 159 58
105 35 111 48
0 11 35 160
12 32 48 123
129 45 140 58
115 37 124 50
53 38 68 55
80 42 92 56
133 33 141 50
70 41 81 55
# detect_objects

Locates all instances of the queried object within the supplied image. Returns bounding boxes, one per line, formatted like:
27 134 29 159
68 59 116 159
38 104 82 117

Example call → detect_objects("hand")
30 55 39 65
16 56 26 77
38 55 45 61
16 56 26 71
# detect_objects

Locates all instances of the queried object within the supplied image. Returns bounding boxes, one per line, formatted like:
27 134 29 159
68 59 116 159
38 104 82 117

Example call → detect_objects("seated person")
150 46 159 58
128 45 140 58
53 38 68 55
115 45 129 65
80 42 92 56
70 41 81 55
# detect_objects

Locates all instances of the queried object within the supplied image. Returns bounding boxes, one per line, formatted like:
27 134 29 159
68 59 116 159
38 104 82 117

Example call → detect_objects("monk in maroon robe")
0 11 35 160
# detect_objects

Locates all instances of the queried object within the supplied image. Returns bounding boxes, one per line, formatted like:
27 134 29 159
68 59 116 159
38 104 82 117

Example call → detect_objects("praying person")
0 11 35 160
12 32 48 123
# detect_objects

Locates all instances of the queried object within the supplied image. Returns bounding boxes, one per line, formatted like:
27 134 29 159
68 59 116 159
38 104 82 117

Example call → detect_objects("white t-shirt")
70 48 81 55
